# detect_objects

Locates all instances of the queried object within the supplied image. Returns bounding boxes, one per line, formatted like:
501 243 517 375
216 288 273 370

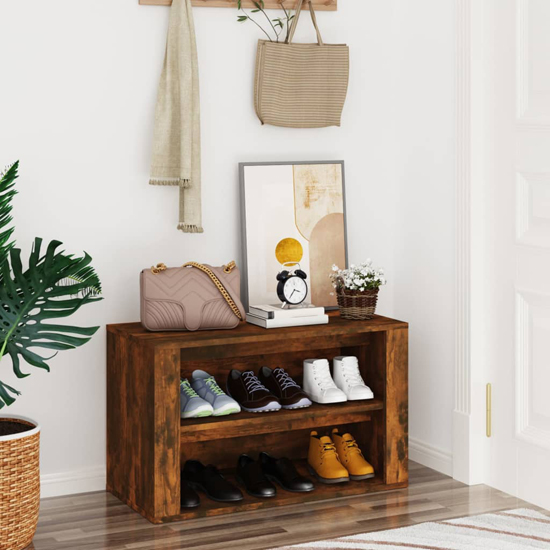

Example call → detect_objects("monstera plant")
0 161 102 550
0 161 103 408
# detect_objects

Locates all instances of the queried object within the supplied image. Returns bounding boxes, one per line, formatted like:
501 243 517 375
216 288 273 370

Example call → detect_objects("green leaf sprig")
236 0 295 43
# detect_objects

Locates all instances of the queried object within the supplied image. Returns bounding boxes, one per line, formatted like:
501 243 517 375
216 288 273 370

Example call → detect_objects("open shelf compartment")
174 465 395 522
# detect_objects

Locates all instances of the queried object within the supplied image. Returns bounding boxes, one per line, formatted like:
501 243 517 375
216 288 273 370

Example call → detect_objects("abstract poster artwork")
240 161 348 309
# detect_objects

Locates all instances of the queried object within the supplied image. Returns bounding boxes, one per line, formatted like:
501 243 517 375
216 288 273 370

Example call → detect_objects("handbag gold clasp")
223 261 237 274
151 263 167 275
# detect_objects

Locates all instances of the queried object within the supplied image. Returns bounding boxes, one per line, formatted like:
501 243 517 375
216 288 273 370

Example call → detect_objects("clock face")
283 276 308 305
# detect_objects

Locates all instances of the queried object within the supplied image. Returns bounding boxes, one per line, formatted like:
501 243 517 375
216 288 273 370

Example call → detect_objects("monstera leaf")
0 161 103 408
0 161 18 271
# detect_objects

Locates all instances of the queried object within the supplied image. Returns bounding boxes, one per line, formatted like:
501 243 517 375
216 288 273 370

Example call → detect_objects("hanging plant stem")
238 11 273 42
280 3 294 42
236 0 293 43
253 1 280 42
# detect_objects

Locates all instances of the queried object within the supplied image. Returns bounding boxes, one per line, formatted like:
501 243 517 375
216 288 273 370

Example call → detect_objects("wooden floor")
29 461 546 550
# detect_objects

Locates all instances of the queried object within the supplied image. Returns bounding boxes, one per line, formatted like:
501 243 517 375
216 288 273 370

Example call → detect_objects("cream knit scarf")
149 0 203 233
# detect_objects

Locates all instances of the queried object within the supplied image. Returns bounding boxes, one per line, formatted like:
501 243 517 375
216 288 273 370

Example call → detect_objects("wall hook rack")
139 0 337 10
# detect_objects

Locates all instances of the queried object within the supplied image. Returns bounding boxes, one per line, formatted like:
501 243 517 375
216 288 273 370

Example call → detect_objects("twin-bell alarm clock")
276 263 308 305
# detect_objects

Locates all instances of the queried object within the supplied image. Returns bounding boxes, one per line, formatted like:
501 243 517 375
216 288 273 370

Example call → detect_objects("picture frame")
239 161 349 311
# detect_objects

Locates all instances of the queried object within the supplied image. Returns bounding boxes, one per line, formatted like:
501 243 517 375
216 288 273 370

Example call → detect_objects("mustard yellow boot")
307 431 349 484
332 428 375 480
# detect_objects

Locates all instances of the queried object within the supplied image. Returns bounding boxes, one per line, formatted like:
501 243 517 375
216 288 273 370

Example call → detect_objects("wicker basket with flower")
330 261 387 320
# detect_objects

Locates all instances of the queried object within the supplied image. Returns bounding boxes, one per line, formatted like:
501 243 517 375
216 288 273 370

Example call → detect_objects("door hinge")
486 383 492 438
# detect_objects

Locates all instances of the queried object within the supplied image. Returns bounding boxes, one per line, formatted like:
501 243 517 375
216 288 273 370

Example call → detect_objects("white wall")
390 2 457 474
0 0 455 495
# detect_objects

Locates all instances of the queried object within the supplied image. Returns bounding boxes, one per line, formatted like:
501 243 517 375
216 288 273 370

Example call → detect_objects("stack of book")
246 304 328 329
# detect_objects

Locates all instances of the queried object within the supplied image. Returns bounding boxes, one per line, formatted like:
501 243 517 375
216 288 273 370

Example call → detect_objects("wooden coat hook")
139 0 337 10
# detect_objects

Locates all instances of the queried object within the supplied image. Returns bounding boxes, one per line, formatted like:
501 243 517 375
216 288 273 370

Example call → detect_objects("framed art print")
240 161 348 310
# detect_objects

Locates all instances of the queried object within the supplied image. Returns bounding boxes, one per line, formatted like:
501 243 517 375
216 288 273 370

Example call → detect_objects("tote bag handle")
286 0 324 46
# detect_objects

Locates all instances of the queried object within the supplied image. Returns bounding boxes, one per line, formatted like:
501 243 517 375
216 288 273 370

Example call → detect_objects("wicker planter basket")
0 416 40 550
336 287 379 320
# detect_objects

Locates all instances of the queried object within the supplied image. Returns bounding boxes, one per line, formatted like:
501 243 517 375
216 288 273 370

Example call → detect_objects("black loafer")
181 480 200 508
236 454 276 498
182 460 243 503
260 452 315 493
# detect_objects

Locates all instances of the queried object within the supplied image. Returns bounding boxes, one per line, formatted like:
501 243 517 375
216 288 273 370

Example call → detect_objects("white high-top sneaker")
333 356 374 401
303 359 347 404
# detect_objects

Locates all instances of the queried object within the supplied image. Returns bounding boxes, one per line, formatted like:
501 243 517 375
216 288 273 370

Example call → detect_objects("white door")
482 0 550 509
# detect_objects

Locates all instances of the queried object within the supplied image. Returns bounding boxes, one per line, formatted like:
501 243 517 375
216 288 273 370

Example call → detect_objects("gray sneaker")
180 379 214 419
190 370 241 416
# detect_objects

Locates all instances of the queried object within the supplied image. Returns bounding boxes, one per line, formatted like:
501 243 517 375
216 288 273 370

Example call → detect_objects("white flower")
330 259 386 291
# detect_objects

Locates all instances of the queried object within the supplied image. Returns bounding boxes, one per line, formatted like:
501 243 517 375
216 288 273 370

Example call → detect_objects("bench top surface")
107 312 408 348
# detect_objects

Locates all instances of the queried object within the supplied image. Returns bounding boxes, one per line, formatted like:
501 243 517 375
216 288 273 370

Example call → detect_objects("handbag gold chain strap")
150 261 243 321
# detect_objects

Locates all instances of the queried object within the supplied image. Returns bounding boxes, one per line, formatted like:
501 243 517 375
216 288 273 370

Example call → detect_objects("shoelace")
205 377 225 396
180 380 199 398
273 368 300 391
243 371 267 393
314 363 338 391
321 441 338 458
344 438 363 456
342 358 365 386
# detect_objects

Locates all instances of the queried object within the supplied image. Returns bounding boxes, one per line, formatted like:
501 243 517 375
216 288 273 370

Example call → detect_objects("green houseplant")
236 0 295 42
0 161 102 550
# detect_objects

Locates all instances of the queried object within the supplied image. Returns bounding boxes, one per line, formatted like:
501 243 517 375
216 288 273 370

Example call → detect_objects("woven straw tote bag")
254 0 349 128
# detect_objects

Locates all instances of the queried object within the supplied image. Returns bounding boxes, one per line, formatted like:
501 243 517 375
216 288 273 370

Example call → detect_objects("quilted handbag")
140 261 245 332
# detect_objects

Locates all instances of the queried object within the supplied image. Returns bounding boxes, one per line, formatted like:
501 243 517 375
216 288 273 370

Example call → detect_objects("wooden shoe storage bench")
106 313 408 524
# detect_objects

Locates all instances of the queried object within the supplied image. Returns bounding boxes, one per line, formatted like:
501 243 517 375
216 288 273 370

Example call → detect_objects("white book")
246 313 329 329
248 304 325 320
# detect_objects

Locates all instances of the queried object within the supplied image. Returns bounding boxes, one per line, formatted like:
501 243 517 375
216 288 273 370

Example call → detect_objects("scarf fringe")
177 223 204 234
149 178 191 189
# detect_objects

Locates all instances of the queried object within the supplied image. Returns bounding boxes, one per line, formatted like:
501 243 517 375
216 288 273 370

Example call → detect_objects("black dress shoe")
182 460 243 503
236 455 276 498
259 452 315 493
181 480 200 508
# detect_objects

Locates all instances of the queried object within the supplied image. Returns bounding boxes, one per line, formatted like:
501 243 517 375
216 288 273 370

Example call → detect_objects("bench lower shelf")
110 461 407 524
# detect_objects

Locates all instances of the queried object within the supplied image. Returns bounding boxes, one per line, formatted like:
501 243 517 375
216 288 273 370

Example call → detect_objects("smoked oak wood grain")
385 329 409 485
106 333 157 522
166 471 406 522
182 421 375 470
107 313 407 348
138 0 337 10
107 314 409 524
180 400 383 443
153 348 181 520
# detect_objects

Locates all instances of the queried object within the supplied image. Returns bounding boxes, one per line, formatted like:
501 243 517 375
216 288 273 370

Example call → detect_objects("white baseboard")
409 437 453 476
41 466 106 499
